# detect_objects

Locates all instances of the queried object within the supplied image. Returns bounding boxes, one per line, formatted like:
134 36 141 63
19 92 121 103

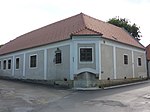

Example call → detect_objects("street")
0 79 150 112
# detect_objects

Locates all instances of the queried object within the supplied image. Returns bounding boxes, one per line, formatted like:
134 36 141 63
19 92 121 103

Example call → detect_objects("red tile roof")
146 44 150 60
0 13 144 55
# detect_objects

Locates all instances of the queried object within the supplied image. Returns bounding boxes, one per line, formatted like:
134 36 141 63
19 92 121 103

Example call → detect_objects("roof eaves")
101 36 145 50
86 27 103 36
0 38 71 56
70 27 86 35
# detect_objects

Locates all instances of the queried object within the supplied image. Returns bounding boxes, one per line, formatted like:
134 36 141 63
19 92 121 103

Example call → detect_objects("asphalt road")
0 79 150 112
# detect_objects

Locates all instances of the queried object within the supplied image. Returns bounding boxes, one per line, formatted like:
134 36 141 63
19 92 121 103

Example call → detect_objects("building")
0 13 147 88
146 44 150 77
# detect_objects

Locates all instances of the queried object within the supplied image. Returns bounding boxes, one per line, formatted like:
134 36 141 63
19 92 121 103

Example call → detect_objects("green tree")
107 17 141 40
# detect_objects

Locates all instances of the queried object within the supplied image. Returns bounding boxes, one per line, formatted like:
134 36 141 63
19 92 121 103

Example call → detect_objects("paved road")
0 79 150 112
0 80 71 112
37 81 150 112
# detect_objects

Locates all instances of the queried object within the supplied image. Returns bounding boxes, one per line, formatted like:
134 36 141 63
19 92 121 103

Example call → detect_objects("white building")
0 13 147 88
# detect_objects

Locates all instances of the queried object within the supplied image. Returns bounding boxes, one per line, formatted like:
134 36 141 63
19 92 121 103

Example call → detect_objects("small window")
16 58 20 69
3 60 6 70
124 55 128 65
8 59 11 69
138 57 142 66
80 48 92 62
55 48 62 64
0 61 1 69
30 55 37 68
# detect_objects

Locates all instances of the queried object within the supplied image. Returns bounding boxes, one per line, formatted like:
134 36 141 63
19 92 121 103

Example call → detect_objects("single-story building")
146 44 150 77
0 13 147 88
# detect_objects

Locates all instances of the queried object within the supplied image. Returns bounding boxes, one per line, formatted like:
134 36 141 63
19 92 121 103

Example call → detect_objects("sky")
0 0 150 47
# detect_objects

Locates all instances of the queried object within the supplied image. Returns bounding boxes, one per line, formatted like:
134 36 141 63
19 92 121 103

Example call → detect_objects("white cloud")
0 0 149 46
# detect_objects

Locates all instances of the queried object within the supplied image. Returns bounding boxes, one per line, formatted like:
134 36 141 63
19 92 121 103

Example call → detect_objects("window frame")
137 57 142 67
8 59 12 69
79 47 94 63
3 60 7 70
29 54 38 68
15 57 20 70
55 52 62 64
123 54 128 65
55 48 62 64
0 60 1 70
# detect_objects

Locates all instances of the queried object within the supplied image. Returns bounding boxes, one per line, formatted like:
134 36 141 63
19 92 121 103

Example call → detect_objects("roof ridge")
82 13 124 31
69 13 87 35
80 13 119 29
80 13 103 35
80 13 87 28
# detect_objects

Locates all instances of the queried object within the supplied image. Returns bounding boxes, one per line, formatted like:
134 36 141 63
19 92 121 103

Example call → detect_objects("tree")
107 17 141 41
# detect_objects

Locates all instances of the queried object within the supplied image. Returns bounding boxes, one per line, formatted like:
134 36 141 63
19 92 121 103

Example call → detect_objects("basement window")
124 54 128 65
3 60 6 70
80 48 93 62
55 48 62 64
30 55 37 68
16 58 20 69
8 59 11 69
138 57 142 66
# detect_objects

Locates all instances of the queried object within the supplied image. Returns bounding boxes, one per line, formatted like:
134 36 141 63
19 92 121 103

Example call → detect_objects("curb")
73 87 100 91
73 80 150 91
104 80 150 90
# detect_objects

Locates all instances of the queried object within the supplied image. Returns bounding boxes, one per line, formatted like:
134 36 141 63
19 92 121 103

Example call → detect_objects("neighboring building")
0 13 147 88
0 45 3 48
146 44 150 77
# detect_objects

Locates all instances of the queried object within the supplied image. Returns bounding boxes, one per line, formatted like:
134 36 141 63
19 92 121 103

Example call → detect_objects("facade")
0 13 147 88
146 44 150 77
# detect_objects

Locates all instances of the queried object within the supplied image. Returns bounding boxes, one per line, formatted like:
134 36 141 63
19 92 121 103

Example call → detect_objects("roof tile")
0 13 144 55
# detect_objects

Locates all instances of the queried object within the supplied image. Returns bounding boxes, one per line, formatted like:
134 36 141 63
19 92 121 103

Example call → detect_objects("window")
8 59 11 69
30 55 37 68
3 60 6 69
16 58 20 69
80 48 92 62
0 61 1 69
55 48 62 64
124 55 128 65
138 57 142 66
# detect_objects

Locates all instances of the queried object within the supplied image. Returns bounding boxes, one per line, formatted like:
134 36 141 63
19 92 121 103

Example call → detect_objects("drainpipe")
146 51 149 79
147 60 149 79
